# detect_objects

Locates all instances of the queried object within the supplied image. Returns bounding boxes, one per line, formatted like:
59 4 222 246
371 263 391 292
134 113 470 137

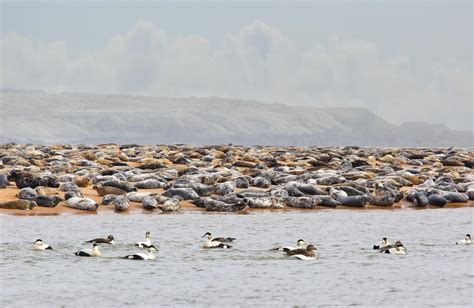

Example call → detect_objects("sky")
1 1 472 130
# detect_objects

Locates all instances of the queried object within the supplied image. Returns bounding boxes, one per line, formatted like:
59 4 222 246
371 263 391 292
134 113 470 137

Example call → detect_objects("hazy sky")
1 1 472 130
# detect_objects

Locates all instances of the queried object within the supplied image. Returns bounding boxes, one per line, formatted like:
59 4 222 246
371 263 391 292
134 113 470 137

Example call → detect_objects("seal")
0 200 37 210
65 190 84 199
65 196 98 211
8 170 59 189
134 179 165 189
204 198 247 212
59 182 81 192
28 195 62 207
93 183 127 196
99 180 137 193
17 187 38 199
316 195 340 208
163 188 199 200
0 173 9 188
74 176 91 187
35 186 58 196
413 192 429 207
252 176 271 188
158 198 181 212
214 181 236 196
245 196 285 209
285 196 319 209
110 195 130 212
329 188 367 207
125 192 158 202
428 194 447 207
235 176 249 188
142 196 159 210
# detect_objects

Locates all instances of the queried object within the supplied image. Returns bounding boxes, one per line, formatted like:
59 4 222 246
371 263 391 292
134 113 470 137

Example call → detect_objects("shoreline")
1 184 472 216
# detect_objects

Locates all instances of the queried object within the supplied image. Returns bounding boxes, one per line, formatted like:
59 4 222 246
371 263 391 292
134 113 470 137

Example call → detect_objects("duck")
202 232 233 249
86 235 115 245
32 239 53 251
380 241 406 255
456 234 471 245
122 247 157 260
286 244 317 260
135 231 158 249
373 237 391 250
74 243 101 257
272 239 307 252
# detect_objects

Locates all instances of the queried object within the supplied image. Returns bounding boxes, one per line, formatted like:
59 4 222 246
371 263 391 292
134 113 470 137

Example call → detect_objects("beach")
0 143 472 215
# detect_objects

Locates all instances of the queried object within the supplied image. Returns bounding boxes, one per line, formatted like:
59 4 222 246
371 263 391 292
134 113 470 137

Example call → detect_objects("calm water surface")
1 208 473 307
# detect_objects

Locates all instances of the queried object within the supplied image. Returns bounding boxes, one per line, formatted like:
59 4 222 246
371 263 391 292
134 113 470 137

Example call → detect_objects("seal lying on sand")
99 180 137 193
204 198 248 212
8 171 59 189
110 195 130 212
285 196 319 209
65 196 99 211
25 195 62 207
93 184 127 196
0 174 9 188
163 188 199 200
158 198 181 212
0 200 37 210
245 196 285 209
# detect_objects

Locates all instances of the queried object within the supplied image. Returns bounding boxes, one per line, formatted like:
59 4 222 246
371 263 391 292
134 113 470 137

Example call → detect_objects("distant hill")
0 89 472 146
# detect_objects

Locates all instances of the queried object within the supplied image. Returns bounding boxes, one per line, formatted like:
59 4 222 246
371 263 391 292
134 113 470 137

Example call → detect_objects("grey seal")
158 198 181 212
65 196 99 211
93 184 127 196
428 194 447 207
100 180 137 193
27 195 62 207
0 174 9 188
285 196 319 209
17 187 38 199
0 200 37 210
235 176 249 188
134 179 165 189
245 196 285 209
110 195 129 212
204 198 248 212
163 188 199 200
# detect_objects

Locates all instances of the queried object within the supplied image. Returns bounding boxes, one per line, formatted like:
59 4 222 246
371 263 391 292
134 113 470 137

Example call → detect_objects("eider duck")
74 243 101 257
373 237 391 250
380 241 406 255
456 234 471 245
202 232 233 249
286 244 317 260
122 248 157 260
135 231 158 250
272 239 307 252
32 239 53 251
86 235 115 245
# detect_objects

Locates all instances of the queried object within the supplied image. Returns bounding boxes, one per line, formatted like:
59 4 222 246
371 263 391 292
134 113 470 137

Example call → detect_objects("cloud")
1 20 471 130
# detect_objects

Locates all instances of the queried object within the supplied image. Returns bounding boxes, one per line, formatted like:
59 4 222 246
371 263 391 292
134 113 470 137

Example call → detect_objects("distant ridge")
0 89 472 147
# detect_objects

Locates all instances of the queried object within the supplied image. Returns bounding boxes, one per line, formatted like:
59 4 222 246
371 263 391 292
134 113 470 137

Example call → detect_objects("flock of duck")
31 233 471 261
0 144 473 213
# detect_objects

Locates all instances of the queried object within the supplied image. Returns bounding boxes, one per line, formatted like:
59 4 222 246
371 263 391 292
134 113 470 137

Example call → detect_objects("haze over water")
1 208 472 307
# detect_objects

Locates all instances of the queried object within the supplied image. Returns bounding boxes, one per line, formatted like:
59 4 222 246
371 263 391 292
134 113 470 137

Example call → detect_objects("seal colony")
0 143 472 214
